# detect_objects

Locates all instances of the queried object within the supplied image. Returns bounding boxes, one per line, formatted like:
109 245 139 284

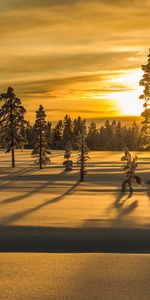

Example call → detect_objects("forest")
0 101 143 151
22 117 143 151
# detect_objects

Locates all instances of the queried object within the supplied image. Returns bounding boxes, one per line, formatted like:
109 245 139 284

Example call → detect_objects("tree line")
24 116 142 151
0 88 143 154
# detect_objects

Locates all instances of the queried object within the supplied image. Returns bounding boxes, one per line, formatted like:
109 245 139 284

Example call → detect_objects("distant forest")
23 115 142 151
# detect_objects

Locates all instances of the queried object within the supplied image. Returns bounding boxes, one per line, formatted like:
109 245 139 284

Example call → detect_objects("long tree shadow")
113 190 133 209
0 169 73 205
110 190 139 222
0 181 80 225
116 200 138 220
0 166 37 188
0 180 52 205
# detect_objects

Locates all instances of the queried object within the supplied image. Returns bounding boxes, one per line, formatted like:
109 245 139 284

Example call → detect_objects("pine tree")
52 120 63 149
116 121 123 150
32 105 51 169
46 121 53 149
103 120 113 150
130 121 140 150
63 141 73 171
87 121 99 150
99 126 105 150
0 87 27 167
139 49 150 149
121 148 142 193
62 114 73 148
72 117 86 149
25 121 34 149
111 120 118 150
77 123 90 182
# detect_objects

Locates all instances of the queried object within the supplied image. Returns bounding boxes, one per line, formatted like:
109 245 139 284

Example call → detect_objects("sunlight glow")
110 91 143 115
108 69 144 116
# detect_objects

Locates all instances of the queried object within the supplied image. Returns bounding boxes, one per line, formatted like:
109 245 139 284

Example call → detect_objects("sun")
110 90 143 116
108 69 144 116
118 91 143 115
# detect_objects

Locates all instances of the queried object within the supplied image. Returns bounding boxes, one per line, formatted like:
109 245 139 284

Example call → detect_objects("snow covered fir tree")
0 87 27 167
121 148 142 194
77 123 90 182
139 48 150 150
63 141 73 171
32 105 52 169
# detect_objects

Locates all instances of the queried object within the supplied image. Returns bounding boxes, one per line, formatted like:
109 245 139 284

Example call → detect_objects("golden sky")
0 0 149 123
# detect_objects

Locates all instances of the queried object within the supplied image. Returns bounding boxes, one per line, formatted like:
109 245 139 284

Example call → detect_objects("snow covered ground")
0 150 150 252
1 253 150 300
1 150 150 299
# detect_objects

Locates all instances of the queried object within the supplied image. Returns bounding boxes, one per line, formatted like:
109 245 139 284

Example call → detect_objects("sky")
0 0 149 124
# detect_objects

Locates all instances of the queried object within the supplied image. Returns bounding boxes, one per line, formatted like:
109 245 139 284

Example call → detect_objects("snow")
0 150 150 252
0 253 150 300
1 150 150 300
0 150 150 226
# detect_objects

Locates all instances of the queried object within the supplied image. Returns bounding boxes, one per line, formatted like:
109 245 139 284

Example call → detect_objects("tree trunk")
80 136 84 182
39 118 42 169
80 169 84 182
11 147 15 168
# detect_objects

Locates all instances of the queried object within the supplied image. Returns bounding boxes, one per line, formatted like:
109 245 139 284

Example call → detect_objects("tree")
110 120 117 150
62 114 73 148
63 141 73 171
32 105 51 169
0 87 27 167
139 49 150 149
87 121 99 150
46 121 53 149
72 117 86 149
77 123 90 182
121 148 142 194
116 121 123 150
130 121 140 150
52 120 63 149
25 121 34 149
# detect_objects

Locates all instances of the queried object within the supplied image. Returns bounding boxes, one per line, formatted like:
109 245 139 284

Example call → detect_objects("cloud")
0 51 142 77
1 0 149 10
0 0 149 121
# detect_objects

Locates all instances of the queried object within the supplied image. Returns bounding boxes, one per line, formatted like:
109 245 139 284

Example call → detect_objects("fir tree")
77 123 90 182
130 121 140 150
116 121 123 150
62 114 73 148
0 87 27 167
52 120 63 149
121 148 142 194
32 105 51 169
63 141 73 171
111 120 117 150
46 121 53 149
72 117 86 149
103 120 112 150
139 49 150 149
87 121 99 150
25 121 34 149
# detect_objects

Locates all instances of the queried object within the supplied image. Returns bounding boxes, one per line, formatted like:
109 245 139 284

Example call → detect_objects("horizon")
0 0 149 122
27 114 143 127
